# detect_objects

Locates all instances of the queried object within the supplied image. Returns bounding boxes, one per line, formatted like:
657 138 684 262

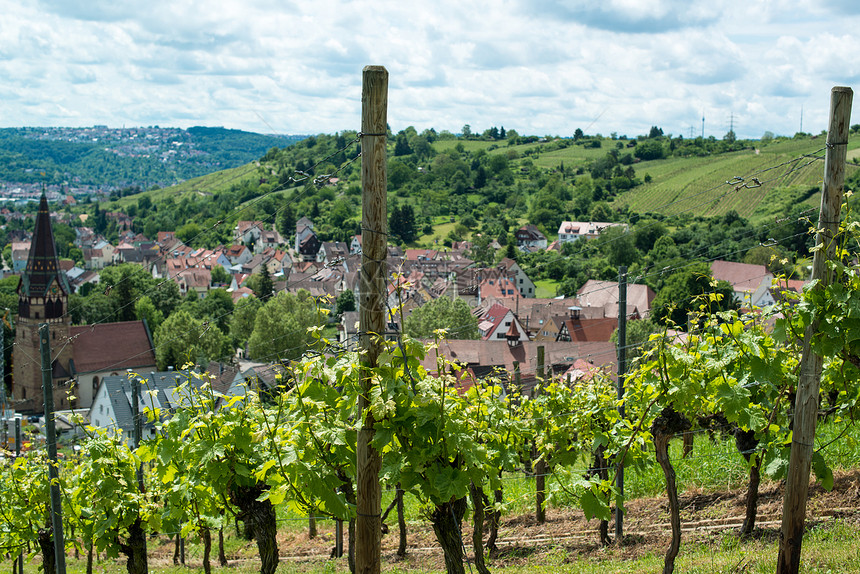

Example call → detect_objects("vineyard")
3 207 860 574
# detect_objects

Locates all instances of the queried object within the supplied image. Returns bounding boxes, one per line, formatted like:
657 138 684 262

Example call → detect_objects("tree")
251 266 274 302
94 203 107 234
461 124 472 138
211 265 230 286
650 263 736 327
389 204 417 244
148 279 182 318
247 290 325 361
100 263 156 322
634 139 665 161
335 289 356 315
69 292 119 325
404 297 479 339
134 296 164 333
573 128 584 141
276 203 296 239
394 132 412 156
200 288 235 333
177 222 201 245
231 296 262 348
154 310 229 370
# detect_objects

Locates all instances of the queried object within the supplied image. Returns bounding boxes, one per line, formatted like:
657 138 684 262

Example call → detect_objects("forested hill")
20 124 845 303
0 126 305 190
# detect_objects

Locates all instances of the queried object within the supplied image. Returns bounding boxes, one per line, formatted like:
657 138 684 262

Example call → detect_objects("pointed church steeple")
17 193 69 319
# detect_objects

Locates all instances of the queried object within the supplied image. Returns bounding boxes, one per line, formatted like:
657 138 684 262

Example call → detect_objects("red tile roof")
70 320 157 374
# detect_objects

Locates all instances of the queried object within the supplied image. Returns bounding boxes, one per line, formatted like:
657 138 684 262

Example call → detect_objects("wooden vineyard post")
616 266 627 543
357 64 388 574
777 86 853 574
534 345 546 524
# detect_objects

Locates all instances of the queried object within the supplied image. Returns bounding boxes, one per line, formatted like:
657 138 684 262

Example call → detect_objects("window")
504 321 511 326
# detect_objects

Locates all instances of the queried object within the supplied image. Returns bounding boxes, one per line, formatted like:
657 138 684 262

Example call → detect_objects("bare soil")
253 469 859 570
143 470 860 571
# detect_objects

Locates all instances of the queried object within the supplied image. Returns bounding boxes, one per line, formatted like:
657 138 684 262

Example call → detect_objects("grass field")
114 163 262 209
8 516 857 574
534 279 559 298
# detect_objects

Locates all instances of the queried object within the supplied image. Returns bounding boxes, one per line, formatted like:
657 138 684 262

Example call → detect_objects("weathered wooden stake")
777 86 853 574
535 346 546 524
616 266 627 542
357 64 388 574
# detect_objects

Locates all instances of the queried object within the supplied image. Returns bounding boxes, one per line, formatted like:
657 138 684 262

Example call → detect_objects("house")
478 297 582 341
350 235 362 255
318 241 350 266
478 303 529 343
268 249 291 276
224 244 253 268
478 275 520 303
710 260 775 308
74 227 96 248
68 321 159 409
234 220 268 246
555 307 619 343
557 221 627 243
83 240 116 270
175 268 212 297
295 217 315 252
257 229 285 253
422 339 617 397
88 370 206 440
156 231 180 251
404 249 439 261
498 257 536 298
298 232 322 262
226 363 289 398
117 242 160 267
576 280 656 318
11 241 31 272
515 225 547 249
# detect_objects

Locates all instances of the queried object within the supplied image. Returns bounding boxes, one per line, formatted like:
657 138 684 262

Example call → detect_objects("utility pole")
356 64 388 574
535 345 546 524
40 323 66 574
616 266 628 542
777 86 853 574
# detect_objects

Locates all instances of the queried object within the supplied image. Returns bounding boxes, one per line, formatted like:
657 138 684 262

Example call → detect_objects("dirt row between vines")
149 469 860 571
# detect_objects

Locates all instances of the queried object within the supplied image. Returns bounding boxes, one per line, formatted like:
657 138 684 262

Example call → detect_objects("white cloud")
0 0 856 138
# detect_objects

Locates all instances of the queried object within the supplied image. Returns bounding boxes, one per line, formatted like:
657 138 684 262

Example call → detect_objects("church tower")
13 193 74 412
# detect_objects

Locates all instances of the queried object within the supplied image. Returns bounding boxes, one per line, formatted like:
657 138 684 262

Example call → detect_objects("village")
0 193 805 448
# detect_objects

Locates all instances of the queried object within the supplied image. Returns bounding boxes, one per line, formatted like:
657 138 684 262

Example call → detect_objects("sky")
1 1 859 140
